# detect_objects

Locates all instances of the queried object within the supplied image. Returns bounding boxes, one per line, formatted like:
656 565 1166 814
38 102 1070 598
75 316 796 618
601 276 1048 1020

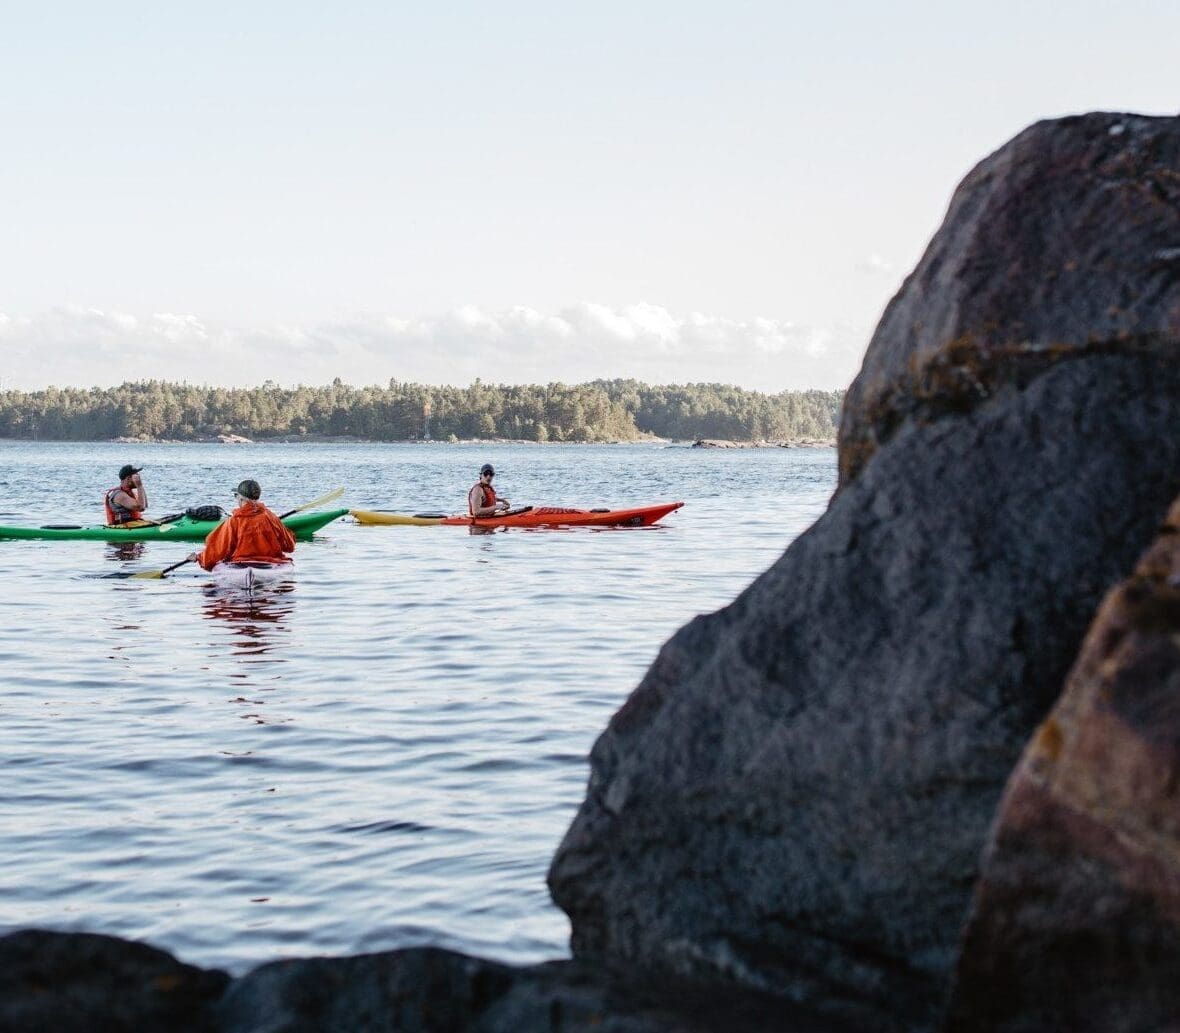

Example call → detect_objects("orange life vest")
105 485 142 525
468 482 496 516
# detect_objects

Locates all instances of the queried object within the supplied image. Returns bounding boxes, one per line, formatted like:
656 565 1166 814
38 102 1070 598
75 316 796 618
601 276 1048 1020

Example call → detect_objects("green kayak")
0 508 350 543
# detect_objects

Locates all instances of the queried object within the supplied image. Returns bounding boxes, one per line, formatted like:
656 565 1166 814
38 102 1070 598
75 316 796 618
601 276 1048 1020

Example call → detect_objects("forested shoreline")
0 379 843 443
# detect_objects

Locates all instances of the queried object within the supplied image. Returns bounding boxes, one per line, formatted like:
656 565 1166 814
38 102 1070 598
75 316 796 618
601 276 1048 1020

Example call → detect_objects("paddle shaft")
278 486 344 519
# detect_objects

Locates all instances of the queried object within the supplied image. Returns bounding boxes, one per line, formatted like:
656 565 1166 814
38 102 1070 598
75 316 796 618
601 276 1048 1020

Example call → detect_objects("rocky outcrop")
691 438 834 448
0 930 229 1033
0 932 850 1033
837 112 1180 488
550 112 1180 1031
946 496 1180 1032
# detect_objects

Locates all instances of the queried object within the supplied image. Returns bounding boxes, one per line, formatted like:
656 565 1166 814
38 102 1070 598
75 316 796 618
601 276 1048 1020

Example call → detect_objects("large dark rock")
838 112 1180 487
0 932 847 1033
216 948 848 1032
946 496 1180 1032
549 112 1180 1031
0 929 229 1033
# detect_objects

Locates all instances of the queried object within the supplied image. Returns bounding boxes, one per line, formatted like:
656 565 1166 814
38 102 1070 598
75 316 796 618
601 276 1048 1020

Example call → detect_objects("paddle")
278 486 344 518
474 505 533 519
123 557 195 580
106 487 345 579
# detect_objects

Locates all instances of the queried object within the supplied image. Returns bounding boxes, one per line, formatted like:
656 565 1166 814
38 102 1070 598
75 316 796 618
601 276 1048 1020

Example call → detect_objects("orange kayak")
441 502 684 528
352 502 684 528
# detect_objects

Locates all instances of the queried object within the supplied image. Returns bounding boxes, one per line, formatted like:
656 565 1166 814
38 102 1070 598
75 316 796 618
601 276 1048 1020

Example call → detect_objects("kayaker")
468 463 510 517
105 464 149 526
187 479 296 571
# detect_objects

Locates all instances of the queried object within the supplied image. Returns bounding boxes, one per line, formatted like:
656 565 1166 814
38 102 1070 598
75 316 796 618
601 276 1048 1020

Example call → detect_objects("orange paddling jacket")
196 501 296 570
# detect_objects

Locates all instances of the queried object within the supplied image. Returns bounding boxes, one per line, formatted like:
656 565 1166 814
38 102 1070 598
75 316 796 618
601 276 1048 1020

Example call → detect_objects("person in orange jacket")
187 479 295 570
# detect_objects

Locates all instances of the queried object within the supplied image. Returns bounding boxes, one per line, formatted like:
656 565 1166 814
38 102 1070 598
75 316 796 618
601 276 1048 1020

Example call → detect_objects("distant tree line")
0 379 843 443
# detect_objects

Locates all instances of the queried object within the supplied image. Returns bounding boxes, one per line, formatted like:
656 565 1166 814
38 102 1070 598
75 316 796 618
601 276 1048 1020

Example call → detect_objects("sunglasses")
482 472 495 478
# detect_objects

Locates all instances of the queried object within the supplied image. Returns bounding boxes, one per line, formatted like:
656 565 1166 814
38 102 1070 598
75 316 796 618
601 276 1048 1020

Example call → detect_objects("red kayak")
350 502 684 528
442 501 684 529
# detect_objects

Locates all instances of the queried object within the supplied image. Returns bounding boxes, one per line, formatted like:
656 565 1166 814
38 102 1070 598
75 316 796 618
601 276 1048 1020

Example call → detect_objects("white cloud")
857 253 894 274
0 303 867 392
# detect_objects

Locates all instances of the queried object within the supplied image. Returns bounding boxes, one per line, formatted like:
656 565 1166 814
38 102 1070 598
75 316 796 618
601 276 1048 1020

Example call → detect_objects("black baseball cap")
235 479 262 500
118 464 142 479
480 463 495 476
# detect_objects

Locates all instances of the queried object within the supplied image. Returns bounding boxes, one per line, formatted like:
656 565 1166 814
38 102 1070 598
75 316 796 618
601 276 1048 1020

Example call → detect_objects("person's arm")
189 520 234 570
125 472 147 511
111 475 148 513
273 512 296 553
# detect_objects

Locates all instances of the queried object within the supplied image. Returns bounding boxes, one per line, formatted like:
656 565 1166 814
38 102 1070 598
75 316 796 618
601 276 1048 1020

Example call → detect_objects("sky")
1 2 1177 393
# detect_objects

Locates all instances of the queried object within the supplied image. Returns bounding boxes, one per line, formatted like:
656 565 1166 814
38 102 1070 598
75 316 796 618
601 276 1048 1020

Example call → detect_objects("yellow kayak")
350 509 445 526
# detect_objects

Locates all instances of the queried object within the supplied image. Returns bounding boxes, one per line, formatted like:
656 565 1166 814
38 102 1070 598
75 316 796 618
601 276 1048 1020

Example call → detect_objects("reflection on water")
105 541 147 563
201 583 296 657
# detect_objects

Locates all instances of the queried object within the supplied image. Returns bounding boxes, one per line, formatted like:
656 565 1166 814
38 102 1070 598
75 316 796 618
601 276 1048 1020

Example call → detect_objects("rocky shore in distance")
691 437 835 448
112 433 256 445
108 434 672 445
7 111 1180 1032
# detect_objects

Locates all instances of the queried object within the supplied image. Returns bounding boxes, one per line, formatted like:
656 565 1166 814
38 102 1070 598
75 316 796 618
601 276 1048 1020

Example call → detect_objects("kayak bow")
210 560 294 590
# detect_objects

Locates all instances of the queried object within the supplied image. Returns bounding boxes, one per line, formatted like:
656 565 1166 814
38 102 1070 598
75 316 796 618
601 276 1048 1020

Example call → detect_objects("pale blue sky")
1 2 1176 390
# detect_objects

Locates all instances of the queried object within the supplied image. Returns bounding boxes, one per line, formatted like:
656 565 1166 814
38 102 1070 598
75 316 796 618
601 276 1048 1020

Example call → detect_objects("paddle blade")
105 557 194 580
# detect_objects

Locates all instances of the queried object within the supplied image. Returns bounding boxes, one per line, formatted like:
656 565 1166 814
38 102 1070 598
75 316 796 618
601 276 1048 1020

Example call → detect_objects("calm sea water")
0 440 835 974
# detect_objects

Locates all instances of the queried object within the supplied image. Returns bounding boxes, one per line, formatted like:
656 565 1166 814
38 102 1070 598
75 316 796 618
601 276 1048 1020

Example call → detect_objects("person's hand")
186 551 199 563
497 499 510 511
132 473 143 487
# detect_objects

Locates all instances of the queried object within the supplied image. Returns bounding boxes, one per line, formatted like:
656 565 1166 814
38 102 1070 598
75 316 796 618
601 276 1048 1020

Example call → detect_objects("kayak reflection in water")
187 479 296 572
105 541 146 563
467 462 511 517
201 583 296 658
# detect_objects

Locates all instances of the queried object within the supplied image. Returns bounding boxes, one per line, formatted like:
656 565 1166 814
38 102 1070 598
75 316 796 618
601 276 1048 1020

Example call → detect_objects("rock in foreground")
947 496 1180 1032
550 112 1180 1031
0 931 852 1033
838 112 1180 488
0 930 229 1033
